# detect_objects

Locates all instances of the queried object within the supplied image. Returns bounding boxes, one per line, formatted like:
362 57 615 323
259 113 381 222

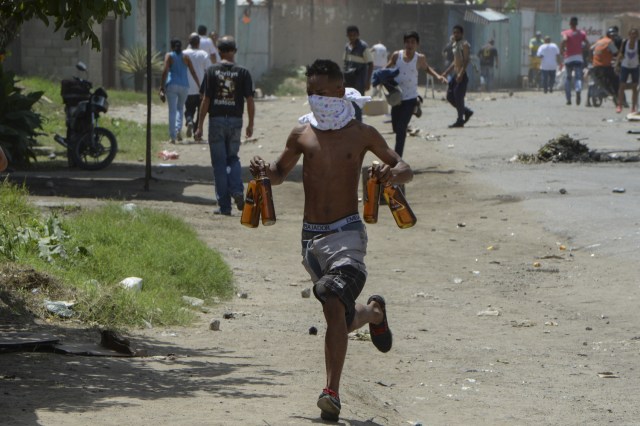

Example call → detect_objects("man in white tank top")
616 28 639 113
386 31 447 157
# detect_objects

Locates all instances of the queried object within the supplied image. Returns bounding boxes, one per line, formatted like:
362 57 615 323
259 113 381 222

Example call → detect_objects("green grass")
18 76 167 164
0 181 235 329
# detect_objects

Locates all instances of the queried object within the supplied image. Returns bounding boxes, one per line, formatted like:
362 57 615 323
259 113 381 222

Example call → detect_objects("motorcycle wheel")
72 127 118 170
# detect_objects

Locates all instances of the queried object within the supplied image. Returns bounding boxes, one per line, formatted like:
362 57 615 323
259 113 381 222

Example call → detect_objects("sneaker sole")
317 397 340 418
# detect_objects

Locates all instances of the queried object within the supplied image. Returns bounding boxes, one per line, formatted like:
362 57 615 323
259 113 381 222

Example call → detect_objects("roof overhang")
464 8 509 25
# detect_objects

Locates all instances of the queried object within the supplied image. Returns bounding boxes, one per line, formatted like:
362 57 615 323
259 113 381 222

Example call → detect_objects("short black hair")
217 36 237 53
170 38 182 53
453 25 464 34
197 25 207 35
305 59 343 82
404 31 420 43
570 16 578 23
346 25 359 34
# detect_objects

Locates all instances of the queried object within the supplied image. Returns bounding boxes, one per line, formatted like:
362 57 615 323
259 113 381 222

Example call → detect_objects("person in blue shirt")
160 38 200 143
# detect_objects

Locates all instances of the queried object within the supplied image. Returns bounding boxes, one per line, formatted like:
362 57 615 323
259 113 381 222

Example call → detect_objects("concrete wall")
485 0 639 14
269 0 384 70
6 19 102 83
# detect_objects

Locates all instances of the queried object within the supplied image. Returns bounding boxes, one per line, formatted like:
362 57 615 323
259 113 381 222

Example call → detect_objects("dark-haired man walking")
443 25 474 128
195 36 255 216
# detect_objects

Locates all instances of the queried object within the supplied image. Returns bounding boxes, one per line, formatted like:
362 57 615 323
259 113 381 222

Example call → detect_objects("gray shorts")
301 215 368 326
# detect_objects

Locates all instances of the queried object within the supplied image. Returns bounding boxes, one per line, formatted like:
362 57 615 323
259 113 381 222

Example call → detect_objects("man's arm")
245 96 255 138
385 50 399 68
418 54 447 83
160 53 171 95
250 126 304 185
457 42 470 82
367 127 413 185
185 56 200 89
194 95 210 140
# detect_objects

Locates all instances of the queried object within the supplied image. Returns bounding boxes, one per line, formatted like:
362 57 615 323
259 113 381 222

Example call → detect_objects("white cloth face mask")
299 88 371 130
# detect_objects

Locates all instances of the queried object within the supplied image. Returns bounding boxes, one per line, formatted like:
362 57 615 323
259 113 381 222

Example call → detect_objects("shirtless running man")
249 59 413 422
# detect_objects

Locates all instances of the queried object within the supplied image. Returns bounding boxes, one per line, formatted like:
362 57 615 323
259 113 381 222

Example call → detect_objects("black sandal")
367 295 392 353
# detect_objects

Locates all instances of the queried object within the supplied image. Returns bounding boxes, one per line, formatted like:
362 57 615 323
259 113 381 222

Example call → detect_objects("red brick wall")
485 0 639 14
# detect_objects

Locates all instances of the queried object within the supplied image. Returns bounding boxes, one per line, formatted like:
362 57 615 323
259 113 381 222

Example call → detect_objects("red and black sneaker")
368 295 392 353
317 387 341 422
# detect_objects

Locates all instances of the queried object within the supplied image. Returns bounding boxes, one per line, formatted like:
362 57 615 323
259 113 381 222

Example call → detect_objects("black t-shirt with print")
202 62 254 117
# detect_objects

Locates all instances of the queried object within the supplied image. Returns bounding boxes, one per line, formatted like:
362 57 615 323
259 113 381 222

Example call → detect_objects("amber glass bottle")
240 179 261 228
383 184 417 228
257 169 276 226
363 161 381 224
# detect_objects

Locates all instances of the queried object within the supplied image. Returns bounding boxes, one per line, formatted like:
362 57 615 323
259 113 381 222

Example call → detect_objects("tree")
0 0 132 52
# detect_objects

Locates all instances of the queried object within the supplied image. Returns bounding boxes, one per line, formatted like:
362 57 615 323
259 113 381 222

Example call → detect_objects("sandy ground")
2 88 640 426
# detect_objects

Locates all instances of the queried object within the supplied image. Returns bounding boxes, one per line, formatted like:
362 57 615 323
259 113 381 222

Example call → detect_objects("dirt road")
2 90 640 425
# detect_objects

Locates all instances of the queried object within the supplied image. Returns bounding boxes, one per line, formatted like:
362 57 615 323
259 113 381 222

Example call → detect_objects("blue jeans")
447 74 472 123
208 116 244 213
564 61 583 101
541 70 556 92
166 84 188 139
480 65 494 91
390 98 417 157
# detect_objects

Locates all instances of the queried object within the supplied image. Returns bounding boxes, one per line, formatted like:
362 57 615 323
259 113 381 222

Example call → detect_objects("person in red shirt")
561 17 588 105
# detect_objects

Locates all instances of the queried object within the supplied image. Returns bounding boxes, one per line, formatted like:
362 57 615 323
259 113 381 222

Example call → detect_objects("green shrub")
117 45 164 92
0 65 44 165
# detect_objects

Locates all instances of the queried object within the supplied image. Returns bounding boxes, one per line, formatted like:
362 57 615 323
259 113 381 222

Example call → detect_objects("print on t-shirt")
213 69 239 107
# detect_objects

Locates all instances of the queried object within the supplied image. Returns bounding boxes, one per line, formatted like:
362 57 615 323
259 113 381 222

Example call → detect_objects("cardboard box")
363 99 388 116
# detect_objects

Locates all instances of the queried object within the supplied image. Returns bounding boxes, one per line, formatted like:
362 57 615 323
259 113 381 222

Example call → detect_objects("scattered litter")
453 277 463 284
612 188 626 193
597 372 619 379
237 291 249 299
544 321 558 326
349 330 371 341
511 320 536 327
477 307 500 316
515 134 640 163
309 326 318 335
423 133 441 141
559 188 567 194
120 276 143 292
158 150 179 160
209 319 221 331
182 296 204 307
44 299 75 318
242 137 259 144
533 262 541 267
301 288 311 298
122 203 137 212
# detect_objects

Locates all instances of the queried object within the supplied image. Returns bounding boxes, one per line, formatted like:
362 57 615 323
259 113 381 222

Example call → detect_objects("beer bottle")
383 183 417 229
363 161 381 224
257 166 276 226
240 179 261 228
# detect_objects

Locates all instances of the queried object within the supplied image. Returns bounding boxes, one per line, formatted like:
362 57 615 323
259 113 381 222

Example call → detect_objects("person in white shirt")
370 41 388 97
183 33 212 138
197 25 218 64
537 35 561 93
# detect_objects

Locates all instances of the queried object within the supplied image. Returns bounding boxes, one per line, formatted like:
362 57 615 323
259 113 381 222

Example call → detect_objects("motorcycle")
54 62 117 170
